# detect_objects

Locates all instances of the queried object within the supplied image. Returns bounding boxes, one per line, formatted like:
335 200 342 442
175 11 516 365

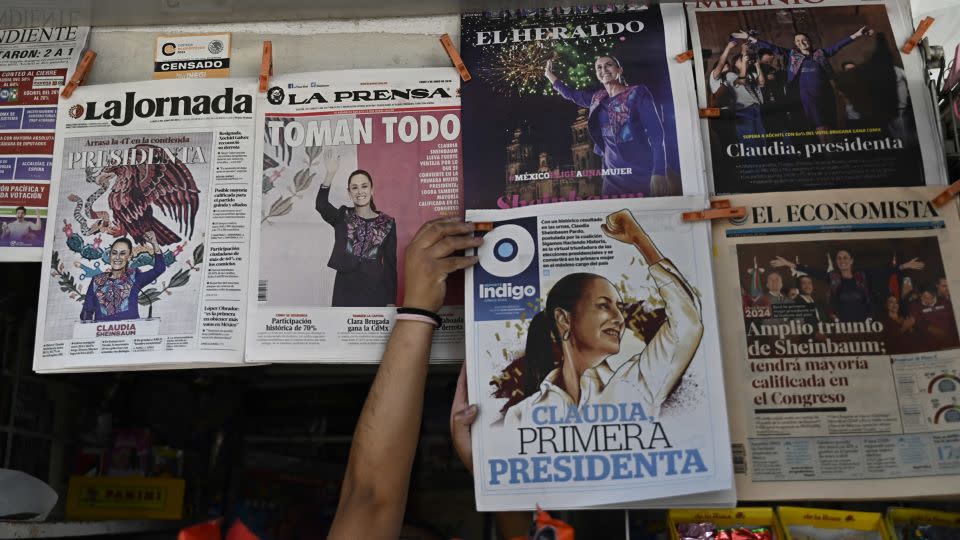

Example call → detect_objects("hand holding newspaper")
465 196 733 510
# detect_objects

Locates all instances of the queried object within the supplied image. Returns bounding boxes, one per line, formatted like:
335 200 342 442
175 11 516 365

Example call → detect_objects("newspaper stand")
0 2 958 539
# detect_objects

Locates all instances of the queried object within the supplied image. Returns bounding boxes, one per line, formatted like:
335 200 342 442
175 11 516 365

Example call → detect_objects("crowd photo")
737 237 959 355
694 4 926 192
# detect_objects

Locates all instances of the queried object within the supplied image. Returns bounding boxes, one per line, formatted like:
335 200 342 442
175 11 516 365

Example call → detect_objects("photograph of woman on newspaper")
544 56 675 197
314 149 398 307
80 232 165 322
733 25 876 140
502 209 702 425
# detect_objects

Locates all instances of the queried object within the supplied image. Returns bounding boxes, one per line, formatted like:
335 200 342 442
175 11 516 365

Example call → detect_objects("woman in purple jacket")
735 27 874 141
544 55 671 197
80 231 165 322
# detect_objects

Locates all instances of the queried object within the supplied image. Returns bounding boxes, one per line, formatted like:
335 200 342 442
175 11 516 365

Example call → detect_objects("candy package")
677 522 773 540
895 524 960 540
788 525 883 540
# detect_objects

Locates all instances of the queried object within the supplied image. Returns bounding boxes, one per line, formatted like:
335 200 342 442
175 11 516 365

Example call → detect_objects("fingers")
440 256 480 275
428 234 483 260
411 218 475 249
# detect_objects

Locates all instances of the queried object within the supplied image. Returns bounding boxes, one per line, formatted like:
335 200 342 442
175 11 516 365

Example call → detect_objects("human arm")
711 40 738 81
134 232 166 287
748 35 791 58
824 28 869 57
328 219 481 540
737 42 750 79
897 257 924 271
637 260 704 407
80 281 97 321
450 364 532 540
770 256 831 282
0 222 8 241
633 86 667 178
601 210 702 406
315 149 343 225
547 60 595 109
30 209 42 231
383 221 398 306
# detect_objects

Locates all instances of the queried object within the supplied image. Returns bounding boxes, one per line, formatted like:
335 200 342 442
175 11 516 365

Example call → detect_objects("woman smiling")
315 149 398 307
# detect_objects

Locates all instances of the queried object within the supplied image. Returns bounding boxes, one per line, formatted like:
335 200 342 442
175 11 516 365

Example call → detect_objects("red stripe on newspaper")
265 105 461 117
0 132 54 155
0 182 49 207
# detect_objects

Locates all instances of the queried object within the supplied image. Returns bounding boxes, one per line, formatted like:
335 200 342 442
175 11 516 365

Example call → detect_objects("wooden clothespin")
699 107 720 118
682 199 746 222
931 180 960 208
440 34 471 82
259 41 273 93
61 50 96 99
902 16 934 54
675 50 694 63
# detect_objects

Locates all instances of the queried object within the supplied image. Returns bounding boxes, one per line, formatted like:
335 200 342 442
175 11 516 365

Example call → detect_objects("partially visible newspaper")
686 0 946 194
33 78 257 372
459 4 704 209
713 187 960 499
0 25 89 261
466 197 733 510
246 68 465 363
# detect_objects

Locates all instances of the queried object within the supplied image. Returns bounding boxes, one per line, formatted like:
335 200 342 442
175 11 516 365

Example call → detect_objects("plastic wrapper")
678 522 772 540
788 526 882 540
896 525 960 540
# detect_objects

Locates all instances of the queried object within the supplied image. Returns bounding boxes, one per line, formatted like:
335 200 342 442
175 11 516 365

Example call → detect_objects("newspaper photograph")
713 187 960 499
459 4 704 209
0 25 89 261
466 197 733 510
687 0 946 194
33 78 256 372
247 68 464 363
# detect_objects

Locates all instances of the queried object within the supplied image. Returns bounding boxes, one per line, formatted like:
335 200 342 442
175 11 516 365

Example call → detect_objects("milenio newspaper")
33 78 256 372
466 196 734 510
687 0 947 194
713 187 960 499
459 4 705 209
246 68 465 363
0 25 89 262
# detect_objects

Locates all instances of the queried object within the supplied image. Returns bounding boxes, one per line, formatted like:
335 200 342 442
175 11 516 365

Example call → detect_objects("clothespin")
902 16 934 54
61 50 96 99
681 199 746 222
699 107 720 118
259 41 272 93
675 50 694 63
931 179 960 208
440 34 471 82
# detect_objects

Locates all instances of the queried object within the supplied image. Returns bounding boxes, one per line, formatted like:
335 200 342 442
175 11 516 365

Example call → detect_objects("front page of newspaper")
33 78 256 372
0 25 89 261
713 187 960 499
466 197 733 510
687 0 946 194
460 4 704 209
247 68 464 363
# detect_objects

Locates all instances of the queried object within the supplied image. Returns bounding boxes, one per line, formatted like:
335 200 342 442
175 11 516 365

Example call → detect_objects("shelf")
0 519 185 539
